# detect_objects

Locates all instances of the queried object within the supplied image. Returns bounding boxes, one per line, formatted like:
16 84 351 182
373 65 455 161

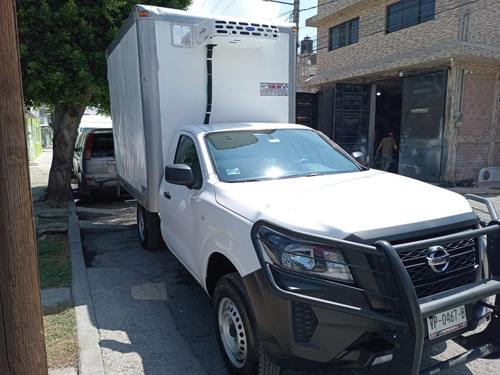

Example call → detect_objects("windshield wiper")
241 172 323 182
242 177 268 182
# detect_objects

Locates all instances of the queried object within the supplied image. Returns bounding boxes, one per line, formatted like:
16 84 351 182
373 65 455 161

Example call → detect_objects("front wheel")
213 273 280 375
137 204 161 250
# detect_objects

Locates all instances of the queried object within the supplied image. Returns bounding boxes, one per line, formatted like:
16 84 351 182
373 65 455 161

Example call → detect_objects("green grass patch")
43 301 78 368
38 230 78 368
37 233 72 289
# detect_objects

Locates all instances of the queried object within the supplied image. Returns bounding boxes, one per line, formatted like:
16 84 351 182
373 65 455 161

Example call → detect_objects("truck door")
159 135 204 281
398 71 446 182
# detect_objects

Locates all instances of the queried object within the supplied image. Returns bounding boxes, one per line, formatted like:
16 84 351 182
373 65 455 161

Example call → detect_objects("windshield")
205 129 360 182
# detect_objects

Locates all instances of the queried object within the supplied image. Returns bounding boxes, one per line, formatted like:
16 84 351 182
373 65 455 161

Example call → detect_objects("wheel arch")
206 252 238 298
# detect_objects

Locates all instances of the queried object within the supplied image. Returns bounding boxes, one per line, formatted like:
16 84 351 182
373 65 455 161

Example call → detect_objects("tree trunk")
0 1 48 373
46 96 90 205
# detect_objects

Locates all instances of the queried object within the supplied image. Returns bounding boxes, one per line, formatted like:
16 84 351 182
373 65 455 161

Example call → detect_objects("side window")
386 0 435 34
75 134 85 152
174 135 203 189
329 18 359 51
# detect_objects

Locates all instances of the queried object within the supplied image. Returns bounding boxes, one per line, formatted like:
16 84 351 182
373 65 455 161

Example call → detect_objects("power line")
198 0 210 9
279 0 339 18
221 0 238 14
209 0 225 14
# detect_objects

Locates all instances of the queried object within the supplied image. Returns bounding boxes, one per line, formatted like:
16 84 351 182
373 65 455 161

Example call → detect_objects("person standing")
376 132 398 171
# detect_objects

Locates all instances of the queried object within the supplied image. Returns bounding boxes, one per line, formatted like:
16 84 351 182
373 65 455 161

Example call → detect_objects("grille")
213 20 279 39
292 301 317 342
398 238 477 299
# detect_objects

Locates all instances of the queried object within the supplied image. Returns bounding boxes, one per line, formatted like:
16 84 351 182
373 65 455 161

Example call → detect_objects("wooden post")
442 62 464 184
0 0 48 373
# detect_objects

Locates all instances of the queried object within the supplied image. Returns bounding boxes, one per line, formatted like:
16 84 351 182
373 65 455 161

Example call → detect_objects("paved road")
77 193 500 375
77 196 228 375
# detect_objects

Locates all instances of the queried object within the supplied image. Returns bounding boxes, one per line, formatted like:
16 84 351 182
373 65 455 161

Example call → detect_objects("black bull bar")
377 194 500 375
255 193 500 374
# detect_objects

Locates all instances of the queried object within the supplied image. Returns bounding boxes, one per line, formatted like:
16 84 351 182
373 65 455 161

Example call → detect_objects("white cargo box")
107 5 297 211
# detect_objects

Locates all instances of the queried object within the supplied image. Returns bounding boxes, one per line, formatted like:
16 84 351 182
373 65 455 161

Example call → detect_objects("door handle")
163 191 171 199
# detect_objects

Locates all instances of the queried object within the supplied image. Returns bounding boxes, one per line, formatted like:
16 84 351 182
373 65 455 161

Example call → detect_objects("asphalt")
29 147 500 375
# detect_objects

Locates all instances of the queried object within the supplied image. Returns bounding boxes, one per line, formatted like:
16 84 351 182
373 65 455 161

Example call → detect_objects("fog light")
372 353 393 365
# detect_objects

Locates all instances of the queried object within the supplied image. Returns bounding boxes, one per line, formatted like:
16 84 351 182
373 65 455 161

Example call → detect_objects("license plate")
426 305 467 340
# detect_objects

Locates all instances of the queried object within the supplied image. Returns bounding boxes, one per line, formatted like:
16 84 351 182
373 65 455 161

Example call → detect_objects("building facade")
26 107 52 161
25 111 42 161
306 0 500 184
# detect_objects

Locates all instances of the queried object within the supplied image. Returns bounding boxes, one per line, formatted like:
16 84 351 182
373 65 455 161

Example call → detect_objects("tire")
77 181 91 204
137 204 161 250
213 273 280 375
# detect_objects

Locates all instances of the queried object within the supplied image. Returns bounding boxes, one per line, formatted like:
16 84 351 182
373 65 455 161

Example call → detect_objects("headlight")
256 226 354 284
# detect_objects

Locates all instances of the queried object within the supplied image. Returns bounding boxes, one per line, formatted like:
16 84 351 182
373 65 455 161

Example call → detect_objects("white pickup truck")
107 5 500 375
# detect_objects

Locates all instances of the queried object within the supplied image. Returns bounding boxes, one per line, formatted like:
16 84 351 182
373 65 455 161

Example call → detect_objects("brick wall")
467 0 500 46
455 142 489 180
456 67 500 180
308 0 499 84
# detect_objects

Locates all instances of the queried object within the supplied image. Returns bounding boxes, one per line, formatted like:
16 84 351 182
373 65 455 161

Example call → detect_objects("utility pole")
264 0 299 25
293 0 299 26
0 0 48 373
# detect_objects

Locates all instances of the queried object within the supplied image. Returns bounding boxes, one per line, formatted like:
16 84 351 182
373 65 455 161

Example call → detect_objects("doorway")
374 70 447 182
374 80 403 173
318 70 447 183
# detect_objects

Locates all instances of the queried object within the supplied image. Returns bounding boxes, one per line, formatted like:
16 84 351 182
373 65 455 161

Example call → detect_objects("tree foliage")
17 0 191 203
18 0 191 113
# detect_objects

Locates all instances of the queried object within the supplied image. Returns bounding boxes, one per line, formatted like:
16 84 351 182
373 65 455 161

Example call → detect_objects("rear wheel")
137 204 161 250
77 181 91 203
213 273 280 375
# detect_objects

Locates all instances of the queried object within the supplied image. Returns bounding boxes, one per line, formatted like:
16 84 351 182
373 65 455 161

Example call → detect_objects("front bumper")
247 218 500 374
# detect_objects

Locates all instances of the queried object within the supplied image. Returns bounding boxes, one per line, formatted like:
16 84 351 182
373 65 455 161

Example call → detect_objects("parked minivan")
73 128 116 202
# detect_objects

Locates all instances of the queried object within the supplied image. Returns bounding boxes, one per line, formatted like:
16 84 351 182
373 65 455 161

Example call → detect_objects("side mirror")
165 164 194 188
351 151 366 166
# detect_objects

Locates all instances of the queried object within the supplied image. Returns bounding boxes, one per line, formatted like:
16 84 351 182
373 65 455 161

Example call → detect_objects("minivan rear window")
91 134 114 157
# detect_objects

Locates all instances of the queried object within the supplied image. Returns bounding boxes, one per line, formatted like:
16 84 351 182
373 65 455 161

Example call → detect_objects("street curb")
68 199 105 375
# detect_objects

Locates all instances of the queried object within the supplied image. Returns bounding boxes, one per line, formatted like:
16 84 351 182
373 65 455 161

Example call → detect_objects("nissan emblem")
426 246 450 273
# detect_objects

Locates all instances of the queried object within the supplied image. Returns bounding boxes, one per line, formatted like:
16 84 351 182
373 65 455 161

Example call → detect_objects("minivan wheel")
213 273 280 375
136 204 161 250
77 181 91 203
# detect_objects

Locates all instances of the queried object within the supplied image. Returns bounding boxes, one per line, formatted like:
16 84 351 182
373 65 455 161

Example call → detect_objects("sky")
188 0 318 45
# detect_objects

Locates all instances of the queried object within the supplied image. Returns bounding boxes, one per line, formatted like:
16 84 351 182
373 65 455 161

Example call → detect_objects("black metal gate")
331 83 371 155
296 92 319 130
399 71 447 182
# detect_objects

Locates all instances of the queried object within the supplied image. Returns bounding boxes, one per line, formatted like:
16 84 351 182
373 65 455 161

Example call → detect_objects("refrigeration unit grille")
195 19 281 48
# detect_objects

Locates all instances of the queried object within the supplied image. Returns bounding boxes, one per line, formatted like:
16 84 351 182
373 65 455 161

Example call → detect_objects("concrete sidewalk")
30 147 104 375
446 181 500 195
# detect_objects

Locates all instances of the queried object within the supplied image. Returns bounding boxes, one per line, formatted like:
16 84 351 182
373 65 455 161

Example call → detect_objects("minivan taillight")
84 134 93 160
